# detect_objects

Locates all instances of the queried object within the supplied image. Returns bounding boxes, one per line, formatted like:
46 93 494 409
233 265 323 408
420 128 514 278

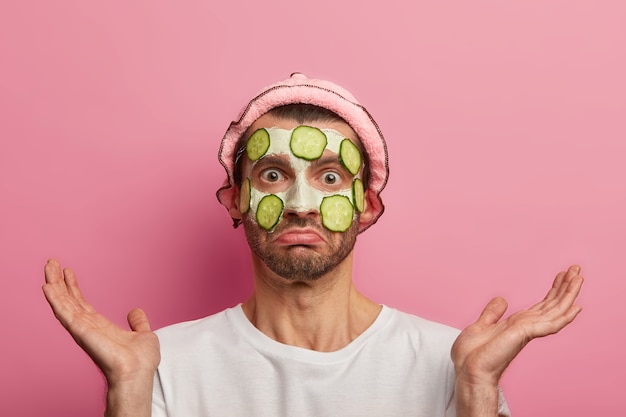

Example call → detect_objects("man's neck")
241 252 381 352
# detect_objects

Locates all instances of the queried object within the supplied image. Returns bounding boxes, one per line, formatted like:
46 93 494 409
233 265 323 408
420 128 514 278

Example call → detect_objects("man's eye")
321 172 339 185
261 169 284 182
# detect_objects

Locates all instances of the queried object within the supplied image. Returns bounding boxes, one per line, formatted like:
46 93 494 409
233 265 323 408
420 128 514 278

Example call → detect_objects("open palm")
42 259 160 382
451 265 584 386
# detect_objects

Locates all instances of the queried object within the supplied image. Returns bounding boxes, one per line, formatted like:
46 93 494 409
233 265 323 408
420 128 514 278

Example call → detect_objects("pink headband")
216 73 389 232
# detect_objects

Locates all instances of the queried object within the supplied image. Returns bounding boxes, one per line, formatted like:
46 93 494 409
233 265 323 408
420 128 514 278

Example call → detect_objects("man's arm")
42 259 160 417
452 265 584 417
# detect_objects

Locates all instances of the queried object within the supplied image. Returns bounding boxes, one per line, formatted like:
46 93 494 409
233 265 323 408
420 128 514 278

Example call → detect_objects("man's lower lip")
275 233 324 245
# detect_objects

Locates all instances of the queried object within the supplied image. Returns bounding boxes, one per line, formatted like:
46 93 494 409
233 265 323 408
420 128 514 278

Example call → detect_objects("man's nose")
283 176 319 216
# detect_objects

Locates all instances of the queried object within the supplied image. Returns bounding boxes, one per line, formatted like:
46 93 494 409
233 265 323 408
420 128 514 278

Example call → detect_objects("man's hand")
451 265 584 416
42 259 159 417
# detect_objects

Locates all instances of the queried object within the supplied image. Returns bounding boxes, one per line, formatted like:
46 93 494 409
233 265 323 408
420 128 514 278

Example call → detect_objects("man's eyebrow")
310 154 345 169
253 154 292 170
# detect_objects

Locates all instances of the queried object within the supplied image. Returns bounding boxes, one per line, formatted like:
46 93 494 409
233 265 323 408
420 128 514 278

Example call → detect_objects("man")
43 73 584 416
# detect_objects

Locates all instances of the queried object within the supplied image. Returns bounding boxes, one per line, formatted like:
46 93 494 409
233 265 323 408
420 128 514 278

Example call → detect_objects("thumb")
127 308 152 332
476 296 508 326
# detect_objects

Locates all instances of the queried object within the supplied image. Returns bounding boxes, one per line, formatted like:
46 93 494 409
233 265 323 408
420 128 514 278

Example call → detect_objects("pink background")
1 1 624 415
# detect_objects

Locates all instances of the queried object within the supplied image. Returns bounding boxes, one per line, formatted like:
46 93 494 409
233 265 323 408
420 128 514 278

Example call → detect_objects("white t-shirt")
152 305 510 416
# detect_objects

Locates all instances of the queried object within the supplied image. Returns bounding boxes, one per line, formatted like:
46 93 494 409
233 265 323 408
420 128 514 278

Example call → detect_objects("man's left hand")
452 265 584 387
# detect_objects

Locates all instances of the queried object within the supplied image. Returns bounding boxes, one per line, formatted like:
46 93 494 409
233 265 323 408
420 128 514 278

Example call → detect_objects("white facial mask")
243 126 363 232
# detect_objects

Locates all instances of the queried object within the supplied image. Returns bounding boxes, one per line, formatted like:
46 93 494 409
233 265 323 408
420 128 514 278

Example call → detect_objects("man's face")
237 114 366 281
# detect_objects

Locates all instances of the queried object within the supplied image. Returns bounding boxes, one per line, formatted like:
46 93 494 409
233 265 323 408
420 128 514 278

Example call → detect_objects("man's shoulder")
154 305 239 347
383 306 461 346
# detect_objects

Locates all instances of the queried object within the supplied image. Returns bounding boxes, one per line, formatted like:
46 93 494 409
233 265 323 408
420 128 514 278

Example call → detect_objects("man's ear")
358 188 378 227
228 184 243 220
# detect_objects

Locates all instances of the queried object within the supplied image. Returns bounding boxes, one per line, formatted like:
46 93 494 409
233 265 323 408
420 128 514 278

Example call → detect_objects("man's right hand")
43 259 159 417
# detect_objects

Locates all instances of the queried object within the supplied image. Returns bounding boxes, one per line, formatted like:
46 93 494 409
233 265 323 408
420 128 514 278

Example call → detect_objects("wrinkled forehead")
246 113 360 147
255 127 347 158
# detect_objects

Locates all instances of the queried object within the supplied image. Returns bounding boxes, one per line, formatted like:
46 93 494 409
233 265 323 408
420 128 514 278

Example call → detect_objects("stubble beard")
242 216 359 281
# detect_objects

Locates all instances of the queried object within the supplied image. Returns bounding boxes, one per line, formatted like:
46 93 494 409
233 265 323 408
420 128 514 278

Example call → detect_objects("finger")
44 259 66 287
44 259 59 283
43 260 94 327
543 270 567 301
42 278 76 328
476 297 508 326
554 265 581 299
570 265 581 274
534 301 583 337
532 274 584 336
63 267 98 313
536 265 582 311
43 259 70 307
127 308 152 333
555 274 584 312
563 304 583 324
63 267 85 301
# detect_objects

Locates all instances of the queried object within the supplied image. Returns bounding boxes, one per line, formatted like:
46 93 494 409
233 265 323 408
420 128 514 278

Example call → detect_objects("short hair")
233 103 370 187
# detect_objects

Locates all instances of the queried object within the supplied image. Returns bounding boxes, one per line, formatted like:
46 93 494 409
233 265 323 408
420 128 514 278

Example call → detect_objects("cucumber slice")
340 139 361 175
290 126 327 160
320 195 354 232
256 194 284 230
239 177 251 214
352 178 364 213
246 128 270 161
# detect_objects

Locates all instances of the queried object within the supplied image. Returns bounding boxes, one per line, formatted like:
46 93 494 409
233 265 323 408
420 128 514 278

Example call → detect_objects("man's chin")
262 252 333 281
